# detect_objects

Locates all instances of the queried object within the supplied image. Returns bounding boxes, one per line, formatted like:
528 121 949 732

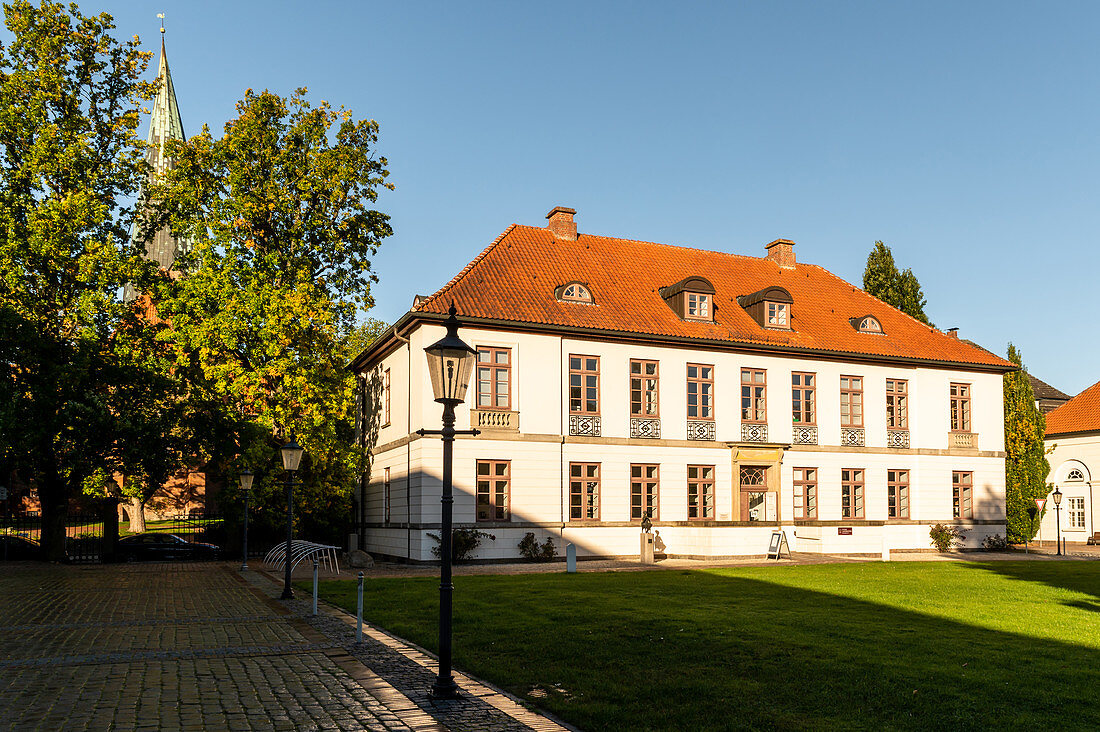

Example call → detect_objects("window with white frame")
686 292 711 320
1068 497 1086 529
767 301 789 328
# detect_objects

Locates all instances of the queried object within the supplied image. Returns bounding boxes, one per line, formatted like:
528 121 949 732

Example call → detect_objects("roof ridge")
510 224 770 264
415 224 518 313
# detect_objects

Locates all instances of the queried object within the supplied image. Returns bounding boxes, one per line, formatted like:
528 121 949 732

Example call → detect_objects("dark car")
117 533 221 562
0 534 43 560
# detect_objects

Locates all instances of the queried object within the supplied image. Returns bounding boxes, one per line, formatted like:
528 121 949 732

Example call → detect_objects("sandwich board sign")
1035 498 1047 512
767 531 790 560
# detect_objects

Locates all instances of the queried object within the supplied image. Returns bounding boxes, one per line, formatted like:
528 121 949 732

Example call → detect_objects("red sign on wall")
837 527 853 536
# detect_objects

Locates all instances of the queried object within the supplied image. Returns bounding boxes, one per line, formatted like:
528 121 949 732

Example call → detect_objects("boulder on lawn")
348 549 374 568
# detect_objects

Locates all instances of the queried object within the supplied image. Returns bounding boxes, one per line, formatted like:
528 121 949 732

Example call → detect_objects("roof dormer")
555 281 594 304
738 286 793 330
850 314 884 334
659 276 716 323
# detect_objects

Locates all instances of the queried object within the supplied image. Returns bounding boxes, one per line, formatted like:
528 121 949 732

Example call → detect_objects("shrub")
983 534 1009 551
518 532 557 561
427 528 496 562
929 523 966 552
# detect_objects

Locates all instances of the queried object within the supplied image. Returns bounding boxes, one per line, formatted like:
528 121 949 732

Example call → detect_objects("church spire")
138 19 186 272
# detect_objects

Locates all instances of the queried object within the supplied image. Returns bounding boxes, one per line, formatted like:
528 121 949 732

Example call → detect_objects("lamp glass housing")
280 440 304 472
239 470 254 492
424 308 476 404
1052 487 1063 506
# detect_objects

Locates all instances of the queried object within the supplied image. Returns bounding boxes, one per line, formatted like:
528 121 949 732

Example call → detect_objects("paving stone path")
0 562 570 732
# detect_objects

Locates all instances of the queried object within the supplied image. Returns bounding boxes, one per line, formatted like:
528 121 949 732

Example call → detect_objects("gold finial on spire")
157 12 165 34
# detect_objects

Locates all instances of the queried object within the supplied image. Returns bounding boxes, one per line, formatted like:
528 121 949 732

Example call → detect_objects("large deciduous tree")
863 241 932 325
0 0 177 560
1003 343 1050 543
148 88 392 542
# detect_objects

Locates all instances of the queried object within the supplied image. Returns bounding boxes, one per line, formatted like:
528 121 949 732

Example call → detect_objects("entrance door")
739 466 769 521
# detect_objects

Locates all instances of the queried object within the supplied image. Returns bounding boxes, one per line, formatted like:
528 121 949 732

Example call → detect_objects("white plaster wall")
1039 433 1098 542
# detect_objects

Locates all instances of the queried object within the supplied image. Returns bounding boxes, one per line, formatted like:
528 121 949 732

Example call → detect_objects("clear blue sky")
97 2 1100 394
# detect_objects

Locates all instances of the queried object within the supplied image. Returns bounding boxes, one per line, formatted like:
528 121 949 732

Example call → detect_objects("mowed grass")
312 562 1100 731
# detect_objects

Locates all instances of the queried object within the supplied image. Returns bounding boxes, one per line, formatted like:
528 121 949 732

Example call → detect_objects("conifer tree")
862 241 931 324
1003 343 1050 543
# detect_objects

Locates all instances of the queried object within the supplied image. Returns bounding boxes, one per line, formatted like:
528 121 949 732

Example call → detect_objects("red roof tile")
1046 378 1100 436
414 224 1013 370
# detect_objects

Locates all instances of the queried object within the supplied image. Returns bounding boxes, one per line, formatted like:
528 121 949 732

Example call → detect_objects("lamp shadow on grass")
326 564 1100 731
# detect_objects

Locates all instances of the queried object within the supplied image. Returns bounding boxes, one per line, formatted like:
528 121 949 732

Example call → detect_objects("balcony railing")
792 425 818 445
630 417 661 439
840 427 865 447
569 415 601 437
687 420 715 441
949 431 976 449
741 423 768 442
887 429 910 449
471 409 519 432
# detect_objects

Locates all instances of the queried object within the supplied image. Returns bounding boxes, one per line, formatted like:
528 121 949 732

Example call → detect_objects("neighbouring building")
351 208 1014 561
1029 375 1071 414
1040 378 1099 544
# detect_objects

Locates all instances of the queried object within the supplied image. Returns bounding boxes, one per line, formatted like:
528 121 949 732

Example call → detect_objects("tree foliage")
1003 343 1050 543
862 241 932 325
0 1 191 559
148 87 393 543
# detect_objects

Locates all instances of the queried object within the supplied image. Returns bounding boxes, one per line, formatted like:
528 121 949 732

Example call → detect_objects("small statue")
641 510 653 534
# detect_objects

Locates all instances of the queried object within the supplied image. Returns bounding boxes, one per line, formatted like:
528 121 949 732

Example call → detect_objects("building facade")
1040 379 1099 544
352 208 1013 560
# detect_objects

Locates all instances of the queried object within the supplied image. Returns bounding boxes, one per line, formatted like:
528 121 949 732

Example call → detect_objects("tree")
862 241 931 324
0 1 170 560
147 87 393 544
1003 343 1050 543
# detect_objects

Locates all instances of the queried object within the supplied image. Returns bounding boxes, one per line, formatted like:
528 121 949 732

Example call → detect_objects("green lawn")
312 562 1100 731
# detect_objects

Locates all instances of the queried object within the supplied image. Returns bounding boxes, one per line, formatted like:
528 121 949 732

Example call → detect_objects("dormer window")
658 277 716 323
851 315 883 334
738 286 793 330
557 281 594 304
686 292 711 320
767 302 788 327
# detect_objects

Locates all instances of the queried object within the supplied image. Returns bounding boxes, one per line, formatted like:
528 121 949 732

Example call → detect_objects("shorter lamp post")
280 439 304 599
1052 486 1063 556
239 469 254 571
416 303 479 700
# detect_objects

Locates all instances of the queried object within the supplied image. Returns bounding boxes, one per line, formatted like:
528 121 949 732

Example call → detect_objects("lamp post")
416 303 479 700
239 469 254 571
280 439 304 599
1052 486 1063 556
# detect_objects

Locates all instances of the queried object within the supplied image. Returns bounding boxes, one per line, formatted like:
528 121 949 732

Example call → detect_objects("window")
792 372 815 424
841 468 865 519
630 360 659 417
1069 497 1086 529
1067 468 1085 482
740 465 768 521
382 369 391 426
560 282 593 303
950 383 971 432
687 465 715 520
952 471 973 518
686 292 711 320
741 368 767 423
569 462 600 520
767 301 789 328
886 379 908 429
476 461 509 521
569 355 600 415
687 364 714 420
383 467 391 523
888 470 909 519
793 468 817 519
476 347 511 410
840 376 863 427
858 316 882 333
630 464 660 521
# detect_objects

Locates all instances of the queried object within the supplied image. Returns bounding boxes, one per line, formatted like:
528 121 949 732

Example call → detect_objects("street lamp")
416 303 479 700
239 469 254 571
1052 486 1063 556
280 439 304 599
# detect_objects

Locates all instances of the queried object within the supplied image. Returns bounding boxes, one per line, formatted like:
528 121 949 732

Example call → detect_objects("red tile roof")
412 223 1013 371
1046 378 1100 436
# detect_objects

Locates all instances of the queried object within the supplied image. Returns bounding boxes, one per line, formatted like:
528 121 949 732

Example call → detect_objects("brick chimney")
546 206 577 241
765 239 796 268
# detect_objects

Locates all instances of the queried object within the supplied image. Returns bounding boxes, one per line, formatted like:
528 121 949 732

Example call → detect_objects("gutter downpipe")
394 326 413 562
560 336 565 548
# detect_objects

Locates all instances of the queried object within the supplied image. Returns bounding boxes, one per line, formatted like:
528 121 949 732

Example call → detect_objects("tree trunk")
127 496 146 533
99 497 119 563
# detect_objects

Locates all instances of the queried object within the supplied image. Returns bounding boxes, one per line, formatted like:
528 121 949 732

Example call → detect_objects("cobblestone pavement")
0 562 569 732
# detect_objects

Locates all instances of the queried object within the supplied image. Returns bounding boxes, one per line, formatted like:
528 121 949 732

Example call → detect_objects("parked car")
0 534 43 560
117 533 221 562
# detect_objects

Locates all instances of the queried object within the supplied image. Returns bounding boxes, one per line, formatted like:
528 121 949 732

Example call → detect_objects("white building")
351 208 1013 561
1040 379 1099 545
